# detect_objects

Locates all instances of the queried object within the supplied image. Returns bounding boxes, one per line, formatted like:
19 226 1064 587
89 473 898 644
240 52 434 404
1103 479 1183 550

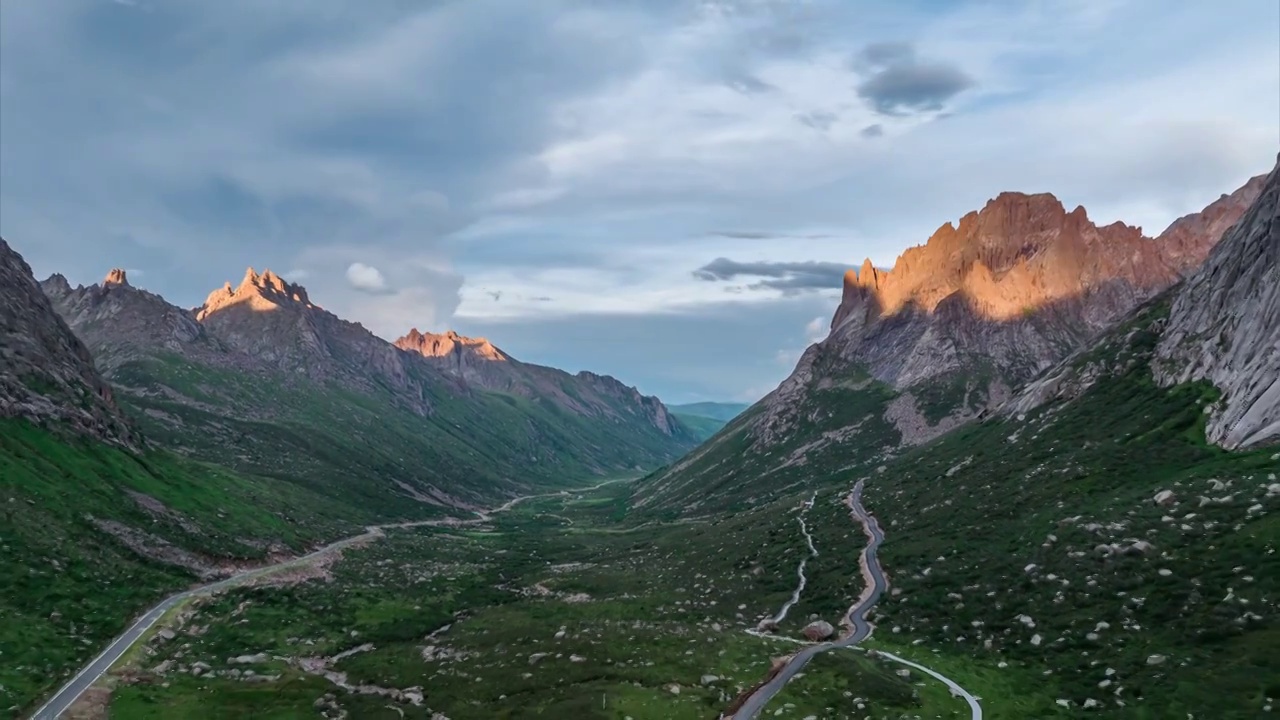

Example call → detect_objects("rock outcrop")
1155 158 1280 449
772 175 1267 445
0 240 136 446
635 168 1268 512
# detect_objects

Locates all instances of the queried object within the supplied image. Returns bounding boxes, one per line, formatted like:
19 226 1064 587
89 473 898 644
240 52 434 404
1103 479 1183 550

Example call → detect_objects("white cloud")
345 262 391 294
804 316 827 343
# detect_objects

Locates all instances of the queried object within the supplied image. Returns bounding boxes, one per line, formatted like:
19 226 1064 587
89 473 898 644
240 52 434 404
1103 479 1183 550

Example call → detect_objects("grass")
0 418 360 716
111 352 695 518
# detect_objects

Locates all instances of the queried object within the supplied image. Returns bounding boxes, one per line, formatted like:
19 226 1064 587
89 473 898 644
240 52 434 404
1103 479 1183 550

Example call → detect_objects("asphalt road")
28 479 631 719
28 528 381 720
730 480 887 720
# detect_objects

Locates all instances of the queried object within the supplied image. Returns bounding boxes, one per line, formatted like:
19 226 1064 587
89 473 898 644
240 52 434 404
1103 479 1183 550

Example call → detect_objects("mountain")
627 161 1280 717
669 402 752 440
394 328 686 438
0 240 136 446
39 265 696 515
670 402 751 422
635 171 1267 514
1154 160 1280 448
2 245 359 713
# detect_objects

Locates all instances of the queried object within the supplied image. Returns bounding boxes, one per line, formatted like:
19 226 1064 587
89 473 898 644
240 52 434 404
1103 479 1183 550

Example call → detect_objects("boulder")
802 620 835 641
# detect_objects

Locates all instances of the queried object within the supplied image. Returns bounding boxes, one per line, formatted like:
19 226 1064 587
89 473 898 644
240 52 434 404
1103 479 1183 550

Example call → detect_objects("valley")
3 152 1277 720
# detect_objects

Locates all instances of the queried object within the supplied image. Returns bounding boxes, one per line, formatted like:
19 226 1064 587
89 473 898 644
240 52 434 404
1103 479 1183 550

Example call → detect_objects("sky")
1 0 1277 404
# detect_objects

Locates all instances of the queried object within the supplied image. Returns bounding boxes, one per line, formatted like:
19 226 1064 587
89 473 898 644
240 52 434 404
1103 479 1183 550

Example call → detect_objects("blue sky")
2 0 1277 403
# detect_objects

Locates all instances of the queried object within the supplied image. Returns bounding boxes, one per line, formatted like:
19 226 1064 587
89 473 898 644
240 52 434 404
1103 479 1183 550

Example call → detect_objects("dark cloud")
852 41 973 115
795 110 838 131
693 257 847 292
857 41 915 68
860 123 884 138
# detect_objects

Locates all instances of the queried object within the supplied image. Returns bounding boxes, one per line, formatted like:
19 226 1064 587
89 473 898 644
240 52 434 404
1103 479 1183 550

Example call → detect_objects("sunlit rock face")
746 172 1267 450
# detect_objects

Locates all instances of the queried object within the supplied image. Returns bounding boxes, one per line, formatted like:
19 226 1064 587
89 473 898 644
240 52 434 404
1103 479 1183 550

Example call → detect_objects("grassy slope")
671 412 724 441
635 352 901 516
0 419 361 715
112 353 695 517
668 402 750 422
646 300 1280 717
105 481 952 719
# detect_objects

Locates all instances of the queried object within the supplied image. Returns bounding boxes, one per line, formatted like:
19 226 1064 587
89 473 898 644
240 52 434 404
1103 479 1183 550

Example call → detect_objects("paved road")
29 479 628 719
875 650 983 719
730 480 887 720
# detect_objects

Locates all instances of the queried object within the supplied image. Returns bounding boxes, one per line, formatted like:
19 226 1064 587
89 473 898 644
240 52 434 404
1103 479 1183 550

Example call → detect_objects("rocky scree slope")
0 239 137 447
41 266 696 514
635 172 1266 514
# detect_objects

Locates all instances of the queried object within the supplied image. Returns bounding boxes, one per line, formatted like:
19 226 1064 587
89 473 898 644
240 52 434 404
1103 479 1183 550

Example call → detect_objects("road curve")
29 479 626 720
728 480 888 720
874 650 983 719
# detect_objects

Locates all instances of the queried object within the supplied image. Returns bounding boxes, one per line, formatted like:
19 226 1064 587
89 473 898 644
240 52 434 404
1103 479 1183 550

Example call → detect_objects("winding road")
28 479 627 720
728 480 886 720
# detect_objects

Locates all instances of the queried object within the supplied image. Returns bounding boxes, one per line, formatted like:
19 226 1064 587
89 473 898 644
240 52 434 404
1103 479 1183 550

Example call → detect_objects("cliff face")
1155 159 1280 449
789 176 1267 446
0 244 136 446
634 168 1269 513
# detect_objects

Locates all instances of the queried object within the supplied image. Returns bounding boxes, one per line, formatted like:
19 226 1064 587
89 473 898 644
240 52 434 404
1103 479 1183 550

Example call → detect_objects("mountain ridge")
37 263 696 512
635 167 1269 514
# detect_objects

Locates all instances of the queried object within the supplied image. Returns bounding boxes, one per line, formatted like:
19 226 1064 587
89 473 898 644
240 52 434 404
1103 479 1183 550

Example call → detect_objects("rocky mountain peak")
197 267 312 321
395 328 507 363
831 178 1265 338
103 268 130 287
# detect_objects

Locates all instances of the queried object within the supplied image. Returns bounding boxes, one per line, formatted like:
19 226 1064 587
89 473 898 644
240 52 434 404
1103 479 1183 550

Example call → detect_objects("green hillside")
0 418 361 713
106 352 695 518
631 297 1280 717
669 402 750 422
671 412 724 441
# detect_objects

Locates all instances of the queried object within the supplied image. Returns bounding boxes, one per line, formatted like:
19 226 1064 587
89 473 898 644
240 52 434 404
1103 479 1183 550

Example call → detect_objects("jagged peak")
41 273 74 296
104 268 130 287
395 328 506 362
197 267 313 320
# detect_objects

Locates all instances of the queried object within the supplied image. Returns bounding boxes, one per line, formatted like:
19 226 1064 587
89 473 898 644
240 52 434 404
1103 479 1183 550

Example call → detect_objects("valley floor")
47 480 983 720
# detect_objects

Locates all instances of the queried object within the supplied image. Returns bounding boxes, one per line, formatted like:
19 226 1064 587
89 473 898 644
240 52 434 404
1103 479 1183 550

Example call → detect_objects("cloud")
693 257 848 293
1 0 1276 403
852 41 973 115
795 109 839 131
345 262 392 294
804 315 827 343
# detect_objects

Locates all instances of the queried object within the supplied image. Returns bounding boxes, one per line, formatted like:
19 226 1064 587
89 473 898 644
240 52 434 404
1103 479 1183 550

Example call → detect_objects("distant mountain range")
669 402 751 441
21 259 698 516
